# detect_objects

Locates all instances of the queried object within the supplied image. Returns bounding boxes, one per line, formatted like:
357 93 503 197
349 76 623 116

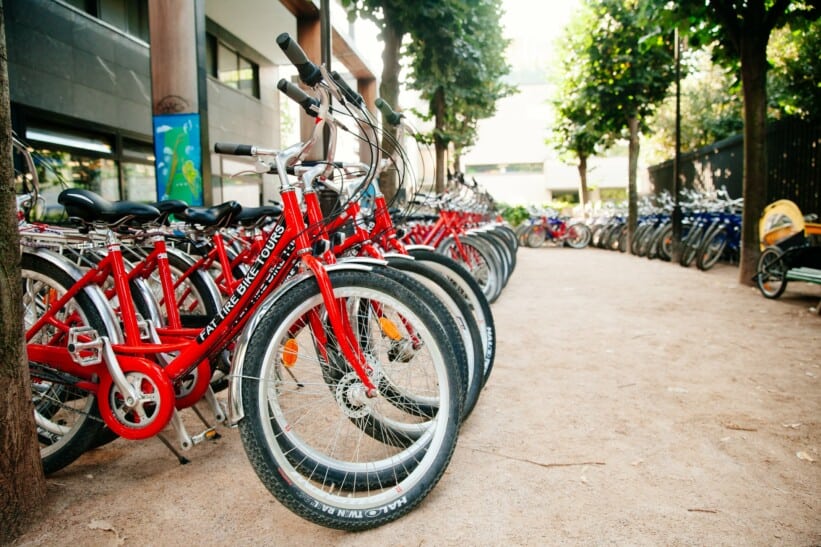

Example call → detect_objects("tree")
407 0 513 189
767 18 821 122
549 5 611 211
0 2 48 542
339 0 417 202
676 0 818 285
342 0 513 195
582 0 676 249
643 46 743 165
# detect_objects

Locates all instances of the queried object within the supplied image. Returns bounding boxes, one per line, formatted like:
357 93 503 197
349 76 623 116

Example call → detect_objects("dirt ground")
11 247 821 546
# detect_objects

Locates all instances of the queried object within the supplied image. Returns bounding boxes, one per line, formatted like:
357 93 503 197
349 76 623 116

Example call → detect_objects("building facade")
6 0 376 216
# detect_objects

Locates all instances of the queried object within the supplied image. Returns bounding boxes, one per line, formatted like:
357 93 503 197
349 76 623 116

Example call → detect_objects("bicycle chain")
30 362 105 424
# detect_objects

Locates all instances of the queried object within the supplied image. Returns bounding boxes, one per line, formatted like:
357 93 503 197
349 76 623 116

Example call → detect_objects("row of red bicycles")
15 34 517 531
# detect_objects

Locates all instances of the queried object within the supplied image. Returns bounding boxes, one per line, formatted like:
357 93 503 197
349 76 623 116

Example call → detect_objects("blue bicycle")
695 208 742 270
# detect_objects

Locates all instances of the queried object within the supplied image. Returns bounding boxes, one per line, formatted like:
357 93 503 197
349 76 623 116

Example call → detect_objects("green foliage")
339 0 416 35
598 187 627 202
547 197 578 209
550 0 677 159
548 3 609 164
644 46 743 164
674 0 818 69
406 0 516 153
498 203 529 226
768 19 821 121
581 0 676 137
644 7 819 164
340 0 516 191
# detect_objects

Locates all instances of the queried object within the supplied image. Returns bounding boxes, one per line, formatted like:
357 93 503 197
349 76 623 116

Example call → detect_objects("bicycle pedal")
67 326 103 366
191 427 219 445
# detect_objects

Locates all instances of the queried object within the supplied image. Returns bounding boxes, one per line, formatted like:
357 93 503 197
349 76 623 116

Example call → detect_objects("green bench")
785 267 821 314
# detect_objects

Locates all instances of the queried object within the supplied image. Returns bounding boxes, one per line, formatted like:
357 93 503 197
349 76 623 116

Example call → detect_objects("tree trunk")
378 20 402 203
433 86 446 194
737 26 770 286
577 153 589 212
627 115 640 253
0 3 48 542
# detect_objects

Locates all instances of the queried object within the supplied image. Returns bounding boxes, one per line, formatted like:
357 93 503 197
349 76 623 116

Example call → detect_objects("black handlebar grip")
277 79 320 116
214 142 254 156
330 71 363 106
276 33 322 86
375 97 403 127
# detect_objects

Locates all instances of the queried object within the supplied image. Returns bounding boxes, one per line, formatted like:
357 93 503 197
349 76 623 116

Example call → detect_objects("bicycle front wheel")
756 246 788 298
437 235 503 303
565 223 592 249
696 224 728 271
238 269 462 531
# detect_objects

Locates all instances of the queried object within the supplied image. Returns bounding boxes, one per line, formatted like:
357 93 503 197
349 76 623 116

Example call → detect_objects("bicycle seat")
152 200 189 225
58 188 160 225
176 201 242 228
234 205 283 227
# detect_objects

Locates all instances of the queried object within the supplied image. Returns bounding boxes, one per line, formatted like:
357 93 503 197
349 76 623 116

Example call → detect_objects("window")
31 149 118 221
465 162 544 175
206 33 260 98
65 0 150 42
123 162 156 202
21 120 156 221
122 139 156 202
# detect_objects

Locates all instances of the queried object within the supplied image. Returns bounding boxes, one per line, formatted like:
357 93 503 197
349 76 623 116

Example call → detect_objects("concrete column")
297 16 324 161
358 77 377 164
148 0 208 205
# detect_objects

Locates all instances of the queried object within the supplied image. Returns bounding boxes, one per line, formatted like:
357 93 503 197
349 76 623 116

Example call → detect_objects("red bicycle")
21 42 463 530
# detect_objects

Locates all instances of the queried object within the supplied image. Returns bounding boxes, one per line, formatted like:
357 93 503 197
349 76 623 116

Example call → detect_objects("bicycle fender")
227 262 373 425
166 246 223 312
23 247 124 344
403 244 435 252
379 252 414 262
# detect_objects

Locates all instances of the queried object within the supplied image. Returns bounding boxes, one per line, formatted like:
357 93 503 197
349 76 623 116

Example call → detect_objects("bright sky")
502 0 580 78
350 0 580 84
460 1 581 166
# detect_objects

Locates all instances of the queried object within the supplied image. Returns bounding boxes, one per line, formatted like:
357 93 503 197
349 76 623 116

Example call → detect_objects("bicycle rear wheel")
385 258 483 419
238 269 462 530
523 225 545 248
679 224 705 267
22 251 119 474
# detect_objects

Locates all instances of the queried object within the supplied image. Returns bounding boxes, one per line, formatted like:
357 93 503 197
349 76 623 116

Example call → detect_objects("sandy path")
13 247 821 546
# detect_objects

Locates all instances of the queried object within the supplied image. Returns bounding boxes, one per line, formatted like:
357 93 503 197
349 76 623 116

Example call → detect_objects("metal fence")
647 117 821 214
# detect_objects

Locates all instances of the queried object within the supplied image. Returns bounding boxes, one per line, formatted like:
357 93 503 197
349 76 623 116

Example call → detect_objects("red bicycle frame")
26 145 377 440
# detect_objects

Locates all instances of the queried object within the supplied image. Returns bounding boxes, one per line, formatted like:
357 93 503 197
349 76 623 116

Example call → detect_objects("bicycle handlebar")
276 33 322 86
277 79 320 116
375 98 403 127
213 143 277 157
330 71 363 106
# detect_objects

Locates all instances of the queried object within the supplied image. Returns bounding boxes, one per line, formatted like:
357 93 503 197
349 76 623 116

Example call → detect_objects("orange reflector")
282 338 299 367
379 317 403 341
46 288 58 307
